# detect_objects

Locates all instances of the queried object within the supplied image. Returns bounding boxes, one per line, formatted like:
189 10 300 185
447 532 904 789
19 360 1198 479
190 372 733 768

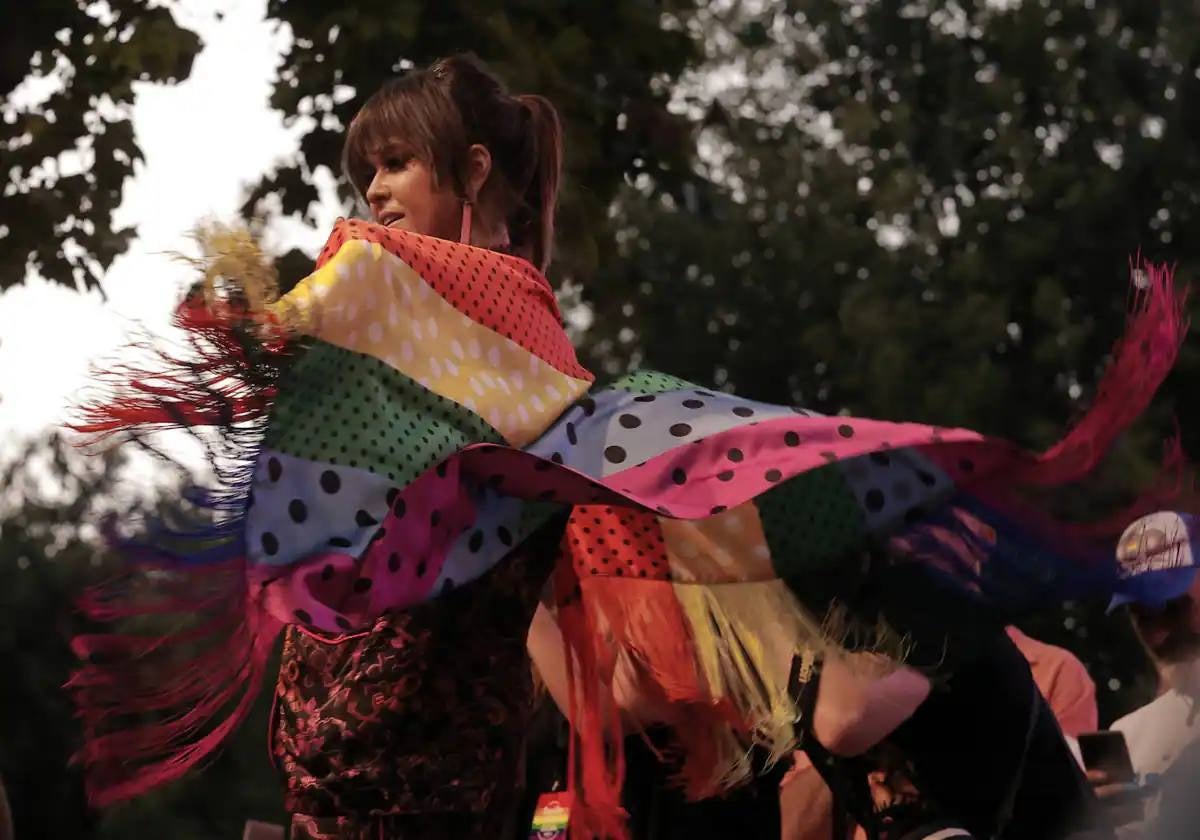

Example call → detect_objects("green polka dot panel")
266 341 503 484
755 464 867 582
607 369 702 396
515 499 566 542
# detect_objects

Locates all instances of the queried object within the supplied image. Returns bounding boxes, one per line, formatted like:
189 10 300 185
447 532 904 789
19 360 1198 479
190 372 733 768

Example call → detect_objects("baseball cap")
1108 511 1198 612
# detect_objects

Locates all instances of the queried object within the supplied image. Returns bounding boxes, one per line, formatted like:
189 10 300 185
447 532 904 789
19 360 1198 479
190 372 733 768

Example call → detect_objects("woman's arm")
811 653 931 757
779 752 839 840
527 601 576 719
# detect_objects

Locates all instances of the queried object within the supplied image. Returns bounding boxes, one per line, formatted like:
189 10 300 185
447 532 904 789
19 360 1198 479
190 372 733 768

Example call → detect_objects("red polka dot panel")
314 219 591 380
563 505 672 582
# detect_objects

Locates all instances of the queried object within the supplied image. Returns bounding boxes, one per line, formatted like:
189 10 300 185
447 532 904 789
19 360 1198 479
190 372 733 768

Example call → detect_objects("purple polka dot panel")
247 450 394 567
428 486 555 595
524 387 800 478
833 448 955 534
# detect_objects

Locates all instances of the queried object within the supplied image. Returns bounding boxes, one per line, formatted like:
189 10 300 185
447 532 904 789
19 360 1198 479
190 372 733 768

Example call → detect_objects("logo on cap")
1115 512 1194 578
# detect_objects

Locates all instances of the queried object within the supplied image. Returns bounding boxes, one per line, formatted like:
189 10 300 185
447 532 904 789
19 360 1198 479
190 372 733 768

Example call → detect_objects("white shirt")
1111 661 1200 827
1114 689 1200 779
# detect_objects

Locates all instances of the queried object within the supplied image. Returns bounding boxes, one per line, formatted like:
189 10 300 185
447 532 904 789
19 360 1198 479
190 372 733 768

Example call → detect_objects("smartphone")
1077 730 1136 783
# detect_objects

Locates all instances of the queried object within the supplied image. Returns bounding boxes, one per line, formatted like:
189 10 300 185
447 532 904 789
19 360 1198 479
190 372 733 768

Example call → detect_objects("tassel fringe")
66 224 291 806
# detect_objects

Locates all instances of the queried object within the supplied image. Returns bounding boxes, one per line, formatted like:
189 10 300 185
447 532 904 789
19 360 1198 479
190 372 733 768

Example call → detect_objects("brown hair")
343 54 563 272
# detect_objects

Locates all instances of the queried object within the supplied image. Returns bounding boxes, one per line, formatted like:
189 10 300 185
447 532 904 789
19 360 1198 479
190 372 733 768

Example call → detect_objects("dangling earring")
459 200 473 245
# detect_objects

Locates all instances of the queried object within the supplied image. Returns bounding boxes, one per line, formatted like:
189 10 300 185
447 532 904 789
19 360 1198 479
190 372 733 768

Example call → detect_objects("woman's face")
363 143 461 241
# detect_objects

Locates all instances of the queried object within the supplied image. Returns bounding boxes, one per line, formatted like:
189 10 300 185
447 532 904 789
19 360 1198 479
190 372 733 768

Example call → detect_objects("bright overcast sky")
0 0 341 451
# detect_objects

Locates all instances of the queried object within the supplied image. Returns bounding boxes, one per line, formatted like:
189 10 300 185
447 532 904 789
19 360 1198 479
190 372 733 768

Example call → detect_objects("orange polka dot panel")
563 504 672 581
314 219 590 380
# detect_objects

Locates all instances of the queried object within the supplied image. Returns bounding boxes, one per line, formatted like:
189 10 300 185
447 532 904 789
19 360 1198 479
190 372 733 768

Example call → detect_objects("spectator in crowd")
1006 626 1098 737
1092 511 1200 834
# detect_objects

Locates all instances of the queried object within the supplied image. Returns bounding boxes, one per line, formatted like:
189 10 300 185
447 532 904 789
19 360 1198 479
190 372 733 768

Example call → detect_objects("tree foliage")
589 0 1200 452
578 0 1192 720
0 438 285 839
0 1 200 291
0 439 106 838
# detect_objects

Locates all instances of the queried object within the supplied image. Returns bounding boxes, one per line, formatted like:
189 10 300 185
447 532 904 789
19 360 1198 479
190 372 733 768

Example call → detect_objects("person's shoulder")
1007 625 1068 664
1051 641 1094 684
1112 689 1185 734
1006 626 1091 681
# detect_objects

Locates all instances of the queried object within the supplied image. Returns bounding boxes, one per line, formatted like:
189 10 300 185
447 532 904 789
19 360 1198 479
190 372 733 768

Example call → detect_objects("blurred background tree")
0 1 200 291
591 1 1200 440
0 438 286 839
594 0 1200 720
0 438 107 839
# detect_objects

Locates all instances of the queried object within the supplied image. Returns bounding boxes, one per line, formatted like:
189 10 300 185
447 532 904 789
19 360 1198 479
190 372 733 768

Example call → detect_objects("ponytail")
516 94 563 273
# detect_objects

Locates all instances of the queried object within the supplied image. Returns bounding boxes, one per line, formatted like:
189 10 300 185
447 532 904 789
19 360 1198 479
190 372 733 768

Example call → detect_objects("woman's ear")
464 143 493 201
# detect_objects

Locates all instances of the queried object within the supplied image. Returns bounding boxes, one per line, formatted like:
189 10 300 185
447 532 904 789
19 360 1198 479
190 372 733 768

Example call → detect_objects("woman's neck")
1161 658 1200 697
462 200 509 252
472 223 510 252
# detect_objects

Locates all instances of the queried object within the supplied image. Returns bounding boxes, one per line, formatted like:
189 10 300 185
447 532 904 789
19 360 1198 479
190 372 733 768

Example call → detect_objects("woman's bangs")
343 82 436 195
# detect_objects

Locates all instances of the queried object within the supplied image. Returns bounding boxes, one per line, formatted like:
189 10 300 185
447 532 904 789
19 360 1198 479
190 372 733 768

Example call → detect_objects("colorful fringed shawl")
69 219 1188 838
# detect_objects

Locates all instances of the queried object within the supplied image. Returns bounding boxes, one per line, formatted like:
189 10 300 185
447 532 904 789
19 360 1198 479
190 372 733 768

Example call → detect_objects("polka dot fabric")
524 386 803 479
81 209 1184 826
313 219 589 380
430 493 561 596
608 370 704 397
659 505 775 585
246 450 395 568
755 464 866 581
251 453 485 630
595 412 980 520
833 447 955 534
253 371 991 632
564 505 671 582
265 341 502 486
274 239 591 447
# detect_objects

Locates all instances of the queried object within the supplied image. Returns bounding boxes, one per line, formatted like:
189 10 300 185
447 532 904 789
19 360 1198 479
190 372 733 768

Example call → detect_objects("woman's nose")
365 170 389 205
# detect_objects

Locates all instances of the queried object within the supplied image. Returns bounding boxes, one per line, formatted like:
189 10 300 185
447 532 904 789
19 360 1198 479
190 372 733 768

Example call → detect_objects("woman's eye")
384 156 410 171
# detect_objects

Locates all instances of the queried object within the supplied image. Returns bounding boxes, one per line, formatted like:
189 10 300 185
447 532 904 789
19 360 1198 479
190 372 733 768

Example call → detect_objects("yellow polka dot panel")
271 239 592 447
660 504 776 585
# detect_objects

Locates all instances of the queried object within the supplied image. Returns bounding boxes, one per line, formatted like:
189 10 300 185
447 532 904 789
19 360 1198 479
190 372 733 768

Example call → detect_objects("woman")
69 55 1186 839
76 54 574 839
267 57 569 839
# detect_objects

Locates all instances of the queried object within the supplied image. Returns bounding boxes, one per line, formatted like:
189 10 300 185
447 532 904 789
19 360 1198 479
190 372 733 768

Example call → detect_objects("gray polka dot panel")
525 387 805 478
247 449 394 566
432 488 565 595
431 487 526 594
833 447 954 534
